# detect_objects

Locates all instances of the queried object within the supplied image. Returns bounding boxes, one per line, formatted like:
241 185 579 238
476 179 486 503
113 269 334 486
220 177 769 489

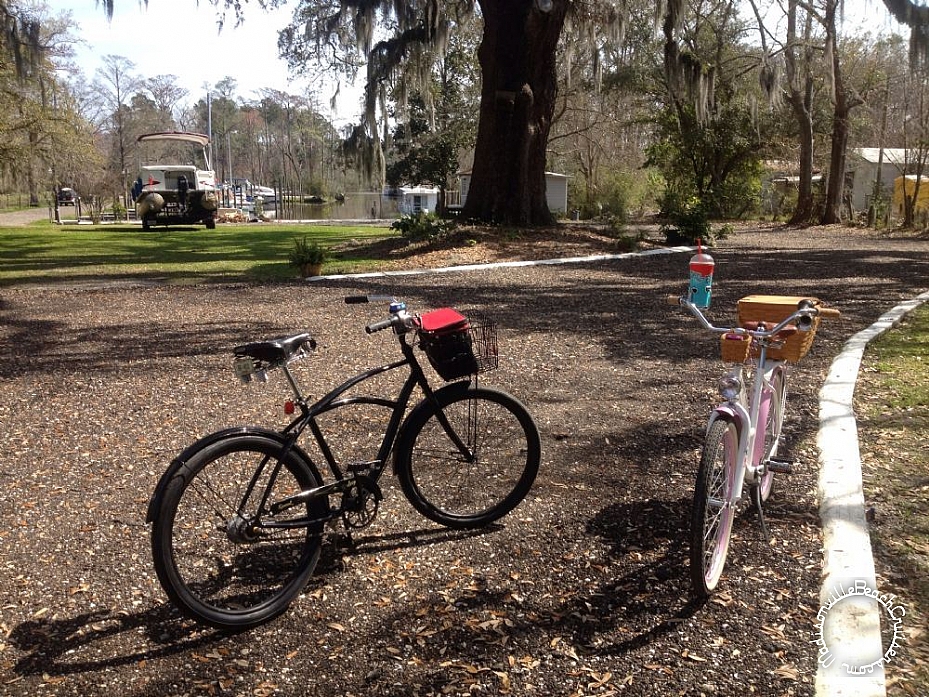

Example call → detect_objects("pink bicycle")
671 293 840 597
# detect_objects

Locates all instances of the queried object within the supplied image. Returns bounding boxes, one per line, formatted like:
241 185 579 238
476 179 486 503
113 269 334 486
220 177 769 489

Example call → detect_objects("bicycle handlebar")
346 295 420 335
670 295 840 339
365 316 398 334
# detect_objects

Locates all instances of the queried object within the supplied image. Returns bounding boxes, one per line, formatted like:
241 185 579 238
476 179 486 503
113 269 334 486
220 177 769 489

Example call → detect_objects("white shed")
457 171 569 214
397 186 440 215
847 148 911 212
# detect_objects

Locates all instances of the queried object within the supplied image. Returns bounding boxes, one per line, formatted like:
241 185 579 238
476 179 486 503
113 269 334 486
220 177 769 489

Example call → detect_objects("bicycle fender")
145 426 318 523
706 405 743 435
392 379 472 475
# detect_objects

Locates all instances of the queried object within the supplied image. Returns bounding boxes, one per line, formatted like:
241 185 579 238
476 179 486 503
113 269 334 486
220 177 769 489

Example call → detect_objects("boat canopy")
137 131 211 147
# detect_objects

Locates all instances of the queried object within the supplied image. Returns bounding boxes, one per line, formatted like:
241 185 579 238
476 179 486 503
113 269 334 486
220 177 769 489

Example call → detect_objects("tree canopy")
11 0 929 230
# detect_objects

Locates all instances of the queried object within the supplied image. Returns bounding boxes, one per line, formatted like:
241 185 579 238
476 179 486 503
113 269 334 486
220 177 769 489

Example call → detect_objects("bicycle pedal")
767 459 795 475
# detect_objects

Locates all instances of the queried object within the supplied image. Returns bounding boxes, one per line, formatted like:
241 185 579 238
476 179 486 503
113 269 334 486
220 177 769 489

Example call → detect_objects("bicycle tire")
395 386 541 529
752 370 786 506
691 417 739 598
150 433 326 629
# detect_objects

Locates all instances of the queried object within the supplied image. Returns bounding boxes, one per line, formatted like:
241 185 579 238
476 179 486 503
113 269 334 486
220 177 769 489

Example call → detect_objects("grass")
0 220 398 285
856 303 929 694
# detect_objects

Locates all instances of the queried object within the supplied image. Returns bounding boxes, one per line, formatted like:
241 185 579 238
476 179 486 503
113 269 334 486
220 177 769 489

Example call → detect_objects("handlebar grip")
667 295 684 306
818 307 842 318
345 295 369 304
365 317 396 334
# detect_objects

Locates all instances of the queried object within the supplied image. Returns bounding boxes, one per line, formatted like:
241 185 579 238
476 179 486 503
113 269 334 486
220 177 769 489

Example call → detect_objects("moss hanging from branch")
662 0 715 123
883 0 929 68
2 1 42 79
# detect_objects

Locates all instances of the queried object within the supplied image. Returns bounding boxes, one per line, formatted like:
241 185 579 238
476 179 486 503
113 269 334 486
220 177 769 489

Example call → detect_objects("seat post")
281 364 305 402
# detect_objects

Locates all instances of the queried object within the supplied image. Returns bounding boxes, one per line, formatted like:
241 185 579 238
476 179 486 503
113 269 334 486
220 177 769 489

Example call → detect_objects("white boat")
132 132 218 230
230 178 276 203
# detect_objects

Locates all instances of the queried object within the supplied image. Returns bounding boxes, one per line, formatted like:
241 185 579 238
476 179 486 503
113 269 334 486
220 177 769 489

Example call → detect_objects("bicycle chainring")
341 475 382 529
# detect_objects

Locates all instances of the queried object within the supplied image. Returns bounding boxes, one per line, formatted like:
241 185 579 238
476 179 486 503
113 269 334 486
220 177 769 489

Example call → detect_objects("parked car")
57 187 77 206
132 132 218 230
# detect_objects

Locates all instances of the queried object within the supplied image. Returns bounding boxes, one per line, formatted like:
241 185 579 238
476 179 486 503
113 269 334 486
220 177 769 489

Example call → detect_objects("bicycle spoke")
151 436 325 629
397 388 540 528
691 419 737 597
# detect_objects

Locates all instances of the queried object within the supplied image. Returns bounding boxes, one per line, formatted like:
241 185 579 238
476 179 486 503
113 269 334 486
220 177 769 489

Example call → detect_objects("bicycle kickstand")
755 495 770 543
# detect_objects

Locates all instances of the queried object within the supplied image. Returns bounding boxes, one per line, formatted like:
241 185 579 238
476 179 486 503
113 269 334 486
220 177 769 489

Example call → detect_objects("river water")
275 192 403 221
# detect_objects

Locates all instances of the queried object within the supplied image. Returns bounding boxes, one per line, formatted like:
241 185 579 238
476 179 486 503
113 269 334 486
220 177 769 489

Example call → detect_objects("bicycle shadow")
332 523 501 556
347 494 709 689
575 496 706 652
6 524 495 681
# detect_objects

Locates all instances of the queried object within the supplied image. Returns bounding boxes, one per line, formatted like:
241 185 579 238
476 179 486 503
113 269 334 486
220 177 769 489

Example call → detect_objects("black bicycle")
147 295 541 629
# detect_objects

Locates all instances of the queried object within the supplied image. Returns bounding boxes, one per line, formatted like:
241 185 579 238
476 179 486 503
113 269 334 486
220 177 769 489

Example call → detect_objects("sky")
51 0 903 125
53 0 363 125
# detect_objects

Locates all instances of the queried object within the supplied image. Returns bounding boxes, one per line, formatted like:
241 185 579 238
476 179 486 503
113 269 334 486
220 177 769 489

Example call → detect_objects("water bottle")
688 240 714 308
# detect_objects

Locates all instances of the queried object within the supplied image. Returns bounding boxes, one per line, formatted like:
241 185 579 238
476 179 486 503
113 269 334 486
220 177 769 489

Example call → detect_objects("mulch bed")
1 223 927 696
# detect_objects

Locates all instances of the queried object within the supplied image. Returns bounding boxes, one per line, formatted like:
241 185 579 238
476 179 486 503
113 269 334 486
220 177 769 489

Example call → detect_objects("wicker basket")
737 295 821 362
720 332 752 363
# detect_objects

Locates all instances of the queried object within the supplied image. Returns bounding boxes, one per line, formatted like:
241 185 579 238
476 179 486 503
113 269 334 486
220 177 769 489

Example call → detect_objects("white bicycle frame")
706 354 787 506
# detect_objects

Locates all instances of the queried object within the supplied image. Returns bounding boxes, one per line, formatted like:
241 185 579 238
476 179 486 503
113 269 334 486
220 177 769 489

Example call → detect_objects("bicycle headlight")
718 370 743 401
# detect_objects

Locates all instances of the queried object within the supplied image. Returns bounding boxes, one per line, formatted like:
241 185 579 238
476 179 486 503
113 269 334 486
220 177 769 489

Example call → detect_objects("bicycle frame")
706 347 787 506
237 330 472 530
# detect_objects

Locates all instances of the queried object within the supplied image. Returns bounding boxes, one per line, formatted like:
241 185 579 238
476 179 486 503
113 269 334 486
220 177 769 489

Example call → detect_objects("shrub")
660 195 713 245
288 236 326 268
391 211 453 242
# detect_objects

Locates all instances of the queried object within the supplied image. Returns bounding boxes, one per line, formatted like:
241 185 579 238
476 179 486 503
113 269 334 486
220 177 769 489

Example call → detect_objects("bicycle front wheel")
691 418 739 598
396 386 541 528
150 434 326 629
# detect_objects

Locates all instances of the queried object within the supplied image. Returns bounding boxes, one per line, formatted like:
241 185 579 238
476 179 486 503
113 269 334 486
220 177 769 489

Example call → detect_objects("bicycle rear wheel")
396 386 541 528
150 434 326 629
691 418 739 598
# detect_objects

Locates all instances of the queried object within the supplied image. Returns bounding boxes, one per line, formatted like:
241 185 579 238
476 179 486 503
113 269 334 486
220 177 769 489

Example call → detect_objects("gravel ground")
0 223 927 696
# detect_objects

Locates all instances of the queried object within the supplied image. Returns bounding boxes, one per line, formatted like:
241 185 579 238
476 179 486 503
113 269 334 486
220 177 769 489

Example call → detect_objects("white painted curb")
816 290 929 697
303 246 694 280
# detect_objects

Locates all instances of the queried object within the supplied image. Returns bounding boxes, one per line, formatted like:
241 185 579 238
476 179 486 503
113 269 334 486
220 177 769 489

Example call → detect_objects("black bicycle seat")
233 333 315 364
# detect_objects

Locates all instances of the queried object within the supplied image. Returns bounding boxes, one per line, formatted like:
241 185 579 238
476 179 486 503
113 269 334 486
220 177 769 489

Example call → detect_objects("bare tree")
92 54 143 189
784 0 819 225
145 75 189 123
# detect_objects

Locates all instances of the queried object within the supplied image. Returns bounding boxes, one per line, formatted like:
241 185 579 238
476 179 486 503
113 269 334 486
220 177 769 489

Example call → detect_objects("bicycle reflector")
284 400 295 415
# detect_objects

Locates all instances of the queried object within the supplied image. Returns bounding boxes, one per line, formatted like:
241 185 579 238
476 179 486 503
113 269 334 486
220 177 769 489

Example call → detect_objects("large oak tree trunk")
463 1 566 225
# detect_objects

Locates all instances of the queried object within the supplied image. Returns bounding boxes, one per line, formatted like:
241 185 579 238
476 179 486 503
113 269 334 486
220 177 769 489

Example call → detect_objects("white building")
456 171 569 214
846 148 912 211
397 186 440 215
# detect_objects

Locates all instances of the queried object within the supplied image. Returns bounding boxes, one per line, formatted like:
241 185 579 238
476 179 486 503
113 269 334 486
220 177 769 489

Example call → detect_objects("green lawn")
857 303 929 693
0 221 398 285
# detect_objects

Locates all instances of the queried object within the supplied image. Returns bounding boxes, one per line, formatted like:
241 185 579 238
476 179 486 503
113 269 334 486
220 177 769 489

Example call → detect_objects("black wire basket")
420 310 498 381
